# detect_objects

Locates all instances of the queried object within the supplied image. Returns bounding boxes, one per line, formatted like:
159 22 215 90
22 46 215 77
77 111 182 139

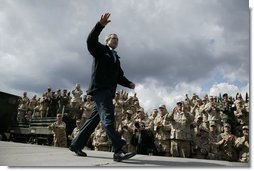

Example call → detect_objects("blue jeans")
70 89 124 152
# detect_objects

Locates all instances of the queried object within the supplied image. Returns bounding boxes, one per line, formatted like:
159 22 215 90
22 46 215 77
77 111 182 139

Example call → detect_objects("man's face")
76 121 81 128
223 95 228 101
159 107 165 114
138 111 145 119
177 102 183 110
57 114 62 121
107 34 118 49
243 128 249 136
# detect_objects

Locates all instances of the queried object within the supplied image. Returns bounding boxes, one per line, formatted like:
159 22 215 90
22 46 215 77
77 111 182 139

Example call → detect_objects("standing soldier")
215 123 237 161
207 121 220 160
17 92 30 122
118 110 135 153
192 117 210 159
191 99 205 121
235 125 249 162
80 95 94 125
59 89 69 114
113 91 124 129
169 101 193 158
28 95 38 120
148 108 158 134
46 87 52 99
56 89 62 113
132 108 156 155
71 83 83 109
190 93 199 107
48 92 58 117
48 114 67 147
39 93 48 117
221 93 236 134
154 105 171 156
233 100 248 136
149 108 158 121
28 95 38 113
204 96 220 129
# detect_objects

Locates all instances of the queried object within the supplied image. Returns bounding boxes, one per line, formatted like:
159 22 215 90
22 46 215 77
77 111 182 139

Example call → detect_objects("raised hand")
99 13 111 26
129 83 135 89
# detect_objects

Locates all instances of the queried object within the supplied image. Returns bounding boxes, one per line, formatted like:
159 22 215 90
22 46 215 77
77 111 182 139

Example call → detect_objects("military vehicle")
0 91 76 146
0 91 20 141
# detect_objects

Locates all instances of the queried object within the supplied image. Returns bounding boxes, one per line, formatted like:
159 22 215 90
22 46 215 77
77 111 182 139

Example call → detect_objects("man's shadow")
88 155 226 167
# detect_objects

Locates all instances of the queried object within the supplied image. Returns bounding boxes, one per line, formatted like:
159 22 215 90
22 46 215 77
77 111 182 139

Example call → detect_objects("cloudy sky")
0 0 250 112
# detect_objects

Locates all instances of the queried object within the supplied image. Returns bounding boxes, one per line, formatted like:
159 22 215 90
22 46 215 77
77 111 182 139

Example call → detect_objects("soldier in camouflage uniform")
59 89 70 114
154 105 171 156
80 95 94 125
17 92 30 122
33 99 41 118
132 108 156 155
148 108 158 135
215 123 237 161
192 125 210 159
191 99 207 126
71 83 83 109
39 93 49 117
207 121 220 160
48 113 67 147
28 95 38 117
113 91 124 130
168 101 193 158
204 96 220 130
92 122 110 151
122 95 134 113
149 108 158 121
118 110 135 152
68 119 82 140
190 93 199 107
235 125 249 162
220 93 237 134
233 99 249 136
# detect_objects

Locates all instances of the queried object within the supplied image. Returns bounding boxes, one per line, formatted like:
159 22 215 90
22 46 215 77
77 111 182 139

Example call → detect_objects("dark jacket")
86 22 132 97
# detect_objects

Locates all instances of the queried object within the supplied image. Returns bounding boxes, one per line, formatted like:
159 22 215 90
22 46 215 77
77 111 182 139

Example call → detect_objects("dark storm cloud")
108 0 249 88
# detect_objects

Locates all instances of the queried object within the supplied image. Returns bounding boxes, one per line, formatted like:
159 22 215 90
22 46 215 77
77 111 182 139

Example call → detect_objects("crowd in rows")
17 84 249 163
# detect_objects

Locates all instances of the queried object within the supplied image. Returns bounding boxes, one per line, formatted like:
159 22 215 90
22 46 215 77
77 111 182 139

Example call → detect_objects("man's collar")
107 45 115 51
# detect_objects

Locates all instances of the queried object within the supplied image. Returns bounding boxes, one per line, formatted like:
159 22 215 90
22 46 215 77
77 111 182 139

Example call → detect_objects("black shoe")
69 145 87 157
113 151 136 162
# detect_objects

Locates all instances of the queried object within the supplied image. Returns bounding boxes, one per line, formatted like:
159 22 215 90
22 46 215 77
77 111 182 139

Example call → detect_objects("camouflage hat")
210 121 216 126
159 104 166 109
137 107 144 112
242 125 249 130
224 123 231 128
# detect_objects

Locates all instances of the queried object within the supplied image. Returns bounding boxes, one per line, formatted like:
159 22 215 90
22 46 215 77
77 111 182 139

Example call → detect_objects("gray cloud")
0 0 249 99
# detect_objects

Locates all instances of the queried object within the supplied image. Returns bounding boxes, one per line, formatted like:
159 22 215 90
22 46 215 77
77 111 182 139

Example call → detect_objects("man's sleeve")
87 22 105 57
117 65 132 88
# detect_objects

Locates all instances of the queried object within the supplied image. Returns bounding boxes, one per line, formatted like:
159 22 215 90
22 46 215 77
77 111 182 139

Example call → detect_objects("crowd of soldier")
17 85 249 163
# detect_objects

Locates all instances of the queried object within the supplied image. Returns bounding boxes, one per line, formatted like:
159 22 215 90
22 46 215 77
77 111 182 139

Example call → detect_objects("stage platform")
0 141 249 167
